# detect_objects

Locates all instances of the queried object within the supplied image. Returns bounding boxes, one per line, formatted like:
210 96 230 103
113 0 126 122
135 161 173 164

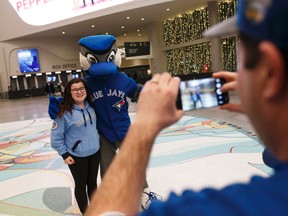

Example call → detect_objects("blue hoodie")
51 101 100 159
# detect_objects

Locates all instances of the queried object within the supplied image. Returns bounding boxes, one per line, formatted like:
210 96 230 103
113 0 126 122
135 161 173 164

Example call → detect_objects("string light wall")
163 0 237 75
166 43 211 76
219 0 237 71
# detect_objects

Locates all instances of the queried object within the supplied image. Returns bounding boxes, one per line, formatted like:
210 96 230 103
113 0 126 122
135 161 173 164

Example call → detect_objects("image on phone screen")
177 77 229 111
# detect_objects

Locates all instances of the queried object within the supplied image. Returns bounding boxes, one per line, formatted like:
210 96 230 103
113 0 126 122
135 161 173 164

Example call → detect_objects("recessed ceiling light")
137 29 140 32
91 25 95 28
62 31 66 34
126 16 130 19
141 18 145 21
124 33 127 36
121 26 125 28
106 32 109 34
167 8 170 11
138 34 141 36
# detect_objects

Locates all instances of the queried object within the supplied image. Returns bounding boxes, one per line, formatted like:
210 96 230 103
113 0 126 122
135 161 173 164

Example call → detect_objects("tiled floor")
0 96 50 123
129 92 256 135
0 94 267 216
0 93 254 134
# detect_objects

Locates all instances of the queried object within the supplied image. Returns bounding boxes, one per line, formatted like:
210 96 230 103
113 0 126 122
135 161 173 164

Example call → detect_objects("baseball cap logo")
245 0 271 23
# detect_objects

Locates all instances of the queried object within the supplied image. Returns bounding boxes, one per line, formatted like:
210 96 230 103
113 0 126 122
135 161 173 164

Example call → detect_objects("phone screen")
176 77 229 111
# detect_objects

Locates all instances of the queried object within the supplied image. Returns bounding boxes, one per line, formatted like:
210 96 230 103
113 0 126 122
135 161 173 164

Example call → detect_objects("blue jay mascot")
49 34 160 209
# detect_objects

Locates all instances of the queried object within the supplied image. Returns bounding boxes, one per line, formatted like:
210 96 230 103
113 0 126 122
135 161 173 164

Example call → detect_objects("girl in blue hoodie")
51 78 100 215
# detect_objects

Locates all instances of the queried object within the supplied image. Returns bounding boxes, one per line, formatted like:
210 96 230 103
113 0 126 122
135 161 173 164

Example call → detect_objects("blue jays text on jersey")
85 72 142 143
91 88 126 102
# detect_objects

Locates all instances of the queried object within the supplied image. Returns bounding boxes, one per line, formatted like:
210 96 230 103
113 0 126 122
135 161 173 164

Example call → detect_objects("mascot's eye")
87 54 98 65
107 51 116 62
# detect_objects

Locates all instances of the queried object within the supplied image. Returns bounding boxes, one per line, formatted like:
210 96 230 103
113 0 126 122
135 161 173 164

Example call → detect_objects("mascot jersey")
78 34 142 143
85 72 139 142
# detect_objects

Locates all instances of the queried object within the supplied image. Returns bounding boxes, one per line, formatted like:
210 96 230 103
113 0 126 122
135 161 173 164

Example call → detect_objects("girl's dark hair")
58 78 93 118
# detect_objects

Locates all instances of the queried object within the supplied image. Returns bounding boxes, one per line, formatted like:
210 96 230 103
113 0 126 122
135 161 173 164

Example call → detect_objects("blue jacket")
51 101 100 159
85 72 140 142
140 163 288 216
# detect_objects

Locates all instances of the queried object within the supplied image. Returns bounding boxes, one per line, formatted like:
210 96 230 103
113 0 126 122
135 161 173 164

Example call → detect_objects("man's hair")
58 78 93 118
239 32 261 69
239 32 288 90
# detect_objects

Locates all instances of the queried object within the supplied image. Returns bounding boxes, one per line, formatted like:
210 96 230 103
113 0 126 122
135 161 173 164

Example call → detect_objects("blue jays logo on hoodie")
113 99 125 111
51 120 58 130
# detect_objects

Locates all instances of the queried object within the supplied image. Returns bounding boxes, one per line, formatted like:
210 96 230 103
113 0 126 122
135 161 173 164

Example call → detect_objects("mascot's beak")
87 62 117 78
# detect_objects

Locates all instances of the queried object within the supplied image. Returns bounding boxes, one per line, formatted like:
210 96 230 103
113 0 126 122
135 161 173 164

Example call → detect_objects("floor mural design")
0 114 270 215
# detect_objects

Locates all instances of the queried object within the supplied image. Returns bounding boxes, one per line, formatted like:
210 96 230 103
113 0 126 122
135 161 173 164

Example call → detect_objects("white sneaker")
140 188 162 210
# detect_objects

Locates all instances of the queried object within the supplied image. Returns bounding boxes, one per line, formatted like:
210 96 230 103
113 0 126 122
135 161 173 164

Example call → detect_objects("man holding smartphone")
178 76 229 111
85 0 288 215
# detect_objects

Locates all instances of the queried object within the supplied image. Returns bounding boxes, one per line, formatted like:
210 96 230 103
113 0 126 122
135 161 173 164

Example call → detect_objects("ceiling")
3 0 213 42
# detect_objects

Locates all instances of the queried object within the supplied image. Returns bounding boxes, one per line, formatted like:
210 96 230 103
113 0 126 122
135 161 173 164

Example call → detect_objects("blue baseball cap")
204 0 288 50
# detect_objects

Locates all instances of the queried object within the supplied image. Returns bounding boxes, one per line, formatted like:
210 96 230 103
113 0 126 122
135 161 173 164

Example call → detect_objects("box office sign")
52 64 77 70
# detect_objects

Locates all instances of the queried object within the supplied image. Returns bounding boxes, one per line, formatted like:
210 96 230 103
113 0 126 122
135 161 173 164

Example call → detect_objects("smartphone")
176 76 229 111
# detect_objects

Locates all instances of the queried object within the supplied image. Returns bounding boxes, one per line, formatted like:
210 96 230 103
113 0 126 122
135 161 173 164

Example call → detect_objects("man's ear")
259 41 285 99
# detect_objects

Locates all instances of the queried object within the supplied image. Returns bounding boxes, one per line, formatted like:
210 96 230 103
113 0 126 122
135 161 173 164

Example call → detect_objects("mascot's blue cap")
79 35 116 54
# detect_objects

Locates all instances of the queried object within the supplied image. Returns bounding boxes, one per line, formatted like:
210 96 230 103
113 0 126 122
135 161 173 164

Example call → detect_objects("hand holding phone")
212 71 245 113
176 75 229 111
